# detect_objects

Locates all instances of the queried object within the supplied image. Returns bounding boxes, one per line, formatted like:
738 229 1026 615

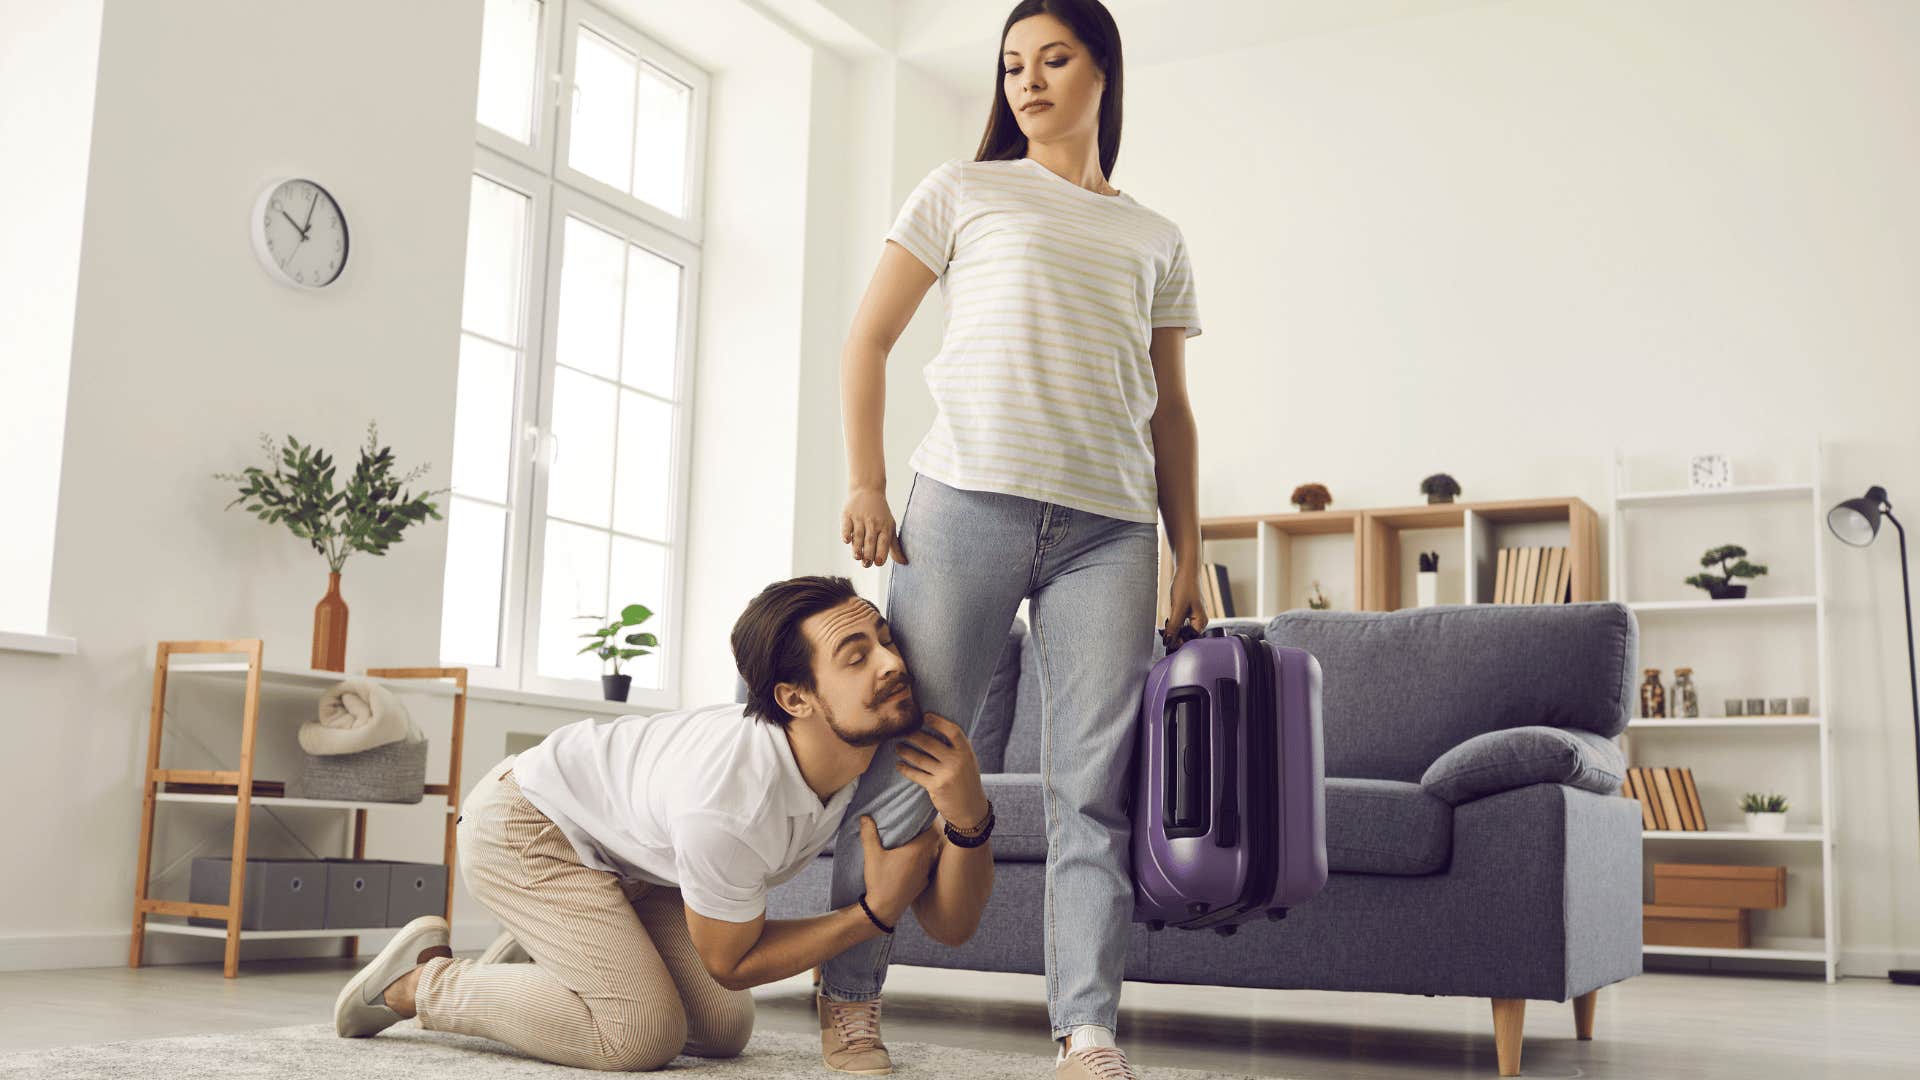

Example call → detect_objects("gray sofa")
762 602 1643 1076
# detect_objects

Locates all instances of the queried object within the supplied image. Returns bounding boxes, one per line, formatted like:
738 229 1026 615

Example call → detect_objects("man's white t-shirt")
885 156 1203 525
511 704 856 923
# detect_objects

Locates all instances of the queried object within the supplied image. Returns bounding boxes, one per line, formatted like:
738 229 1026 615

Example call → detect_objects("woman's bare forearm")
842 336 889 493
1152 405 1201 568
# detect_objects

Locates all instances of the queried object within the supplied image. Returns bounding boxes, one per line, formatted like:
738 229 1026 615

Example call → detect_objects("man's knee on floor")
590 1002 690 1071
684 993 755 1058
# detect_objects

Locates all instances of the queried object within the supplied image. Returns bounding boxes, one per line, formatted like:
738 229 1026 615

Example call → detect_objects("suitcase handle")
1162 688 1211 839
1213 677 1241 848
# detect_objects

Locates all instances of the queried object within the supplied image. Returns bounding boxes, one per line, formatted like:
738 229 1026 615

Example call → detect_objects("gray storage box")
322 859 391 929
292 738 429 803
381 861 449 926
188 858 326 930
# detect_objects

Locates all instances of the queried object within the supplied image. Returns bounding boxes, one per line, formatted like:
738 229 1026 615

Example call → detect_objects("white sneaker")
333 916 450 1037
476 929 530 964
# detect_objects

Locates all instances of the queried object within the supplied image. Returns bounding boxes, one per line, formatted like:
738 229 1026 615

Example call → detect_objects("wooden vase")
313 571 349 672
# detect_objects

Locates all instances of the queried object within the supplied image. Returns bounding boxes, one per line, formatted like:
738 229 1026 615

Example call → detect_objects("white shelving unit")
1610 441 1839 982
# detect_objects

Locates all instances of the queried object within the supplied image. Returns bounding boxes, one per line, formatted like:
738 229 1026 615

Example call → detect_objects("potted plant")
1683 544 1770 600
1306 581 1331 610
1420 472 1462 505
215 423 445 671
579 604 659 702
1740 792 1789 834
1290 483 1333 513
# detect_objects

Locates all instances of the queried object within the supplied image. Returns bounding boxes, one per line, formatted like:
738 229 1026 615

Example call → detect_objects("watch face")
255 179 348 287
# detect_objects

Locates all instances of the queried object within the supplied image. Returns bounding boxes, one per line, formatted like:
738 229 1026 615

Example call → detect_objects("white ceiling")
891 0 1505 99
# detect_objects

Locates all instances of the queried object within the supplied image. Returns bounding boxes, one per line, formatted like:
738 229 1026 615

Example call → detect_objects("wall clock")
251 178 348 288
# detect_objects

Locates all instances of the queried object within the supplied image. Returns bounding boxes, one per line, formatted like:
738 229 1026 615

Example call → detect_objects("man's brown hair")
731 575 869 727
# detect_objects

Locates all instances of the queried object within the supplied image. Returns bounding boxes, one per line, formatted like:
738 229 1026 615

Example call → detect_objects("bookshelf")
1610 439 1839 982
1155 496 1598 623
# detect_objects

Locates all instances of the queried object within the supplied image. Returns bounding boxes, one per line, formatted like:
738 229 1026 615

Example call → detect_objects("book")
1627 770 1657 829
1679 768 1708 831
1651 768 1686 832
1493 548 1511 604
1213 564 1235 618
1203 562 1223 619
1667 768 1700 830
1556 546 1573 602
1539 548 1564 604
1521 547 1540 605
1639 768 1671 830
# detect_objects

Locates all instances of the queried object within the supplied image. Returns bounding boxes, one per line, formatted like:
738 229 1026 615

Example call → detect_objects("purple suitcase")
1132 625 1327 934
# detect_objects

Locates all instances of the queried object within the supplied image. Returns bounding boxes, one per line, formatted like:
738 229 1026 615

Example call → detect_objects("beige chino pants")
414 757 755 1071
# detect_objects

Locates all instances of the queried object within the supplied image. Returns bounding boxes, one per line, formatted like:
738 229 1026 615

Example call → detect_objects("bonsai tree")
1290 482 1333 512
1420 472 1462 504
1683 544 1769 599
215 421 445 574
1739 792 1789 814
578 603 659 677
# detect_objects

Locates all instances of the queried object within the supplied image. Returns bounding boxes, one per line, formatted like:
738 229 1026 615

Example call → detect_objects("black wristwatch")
943 801 995 848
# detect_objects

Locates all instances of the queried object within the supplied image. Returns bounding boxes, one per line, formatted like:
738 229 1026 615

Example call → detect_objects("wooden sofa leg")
1573 990 1596 1040
1491 998 1526 1076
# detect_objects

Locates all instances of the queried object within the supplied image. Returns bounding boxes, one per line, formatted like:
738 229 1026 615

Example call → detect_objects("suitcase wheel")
1214 925 1238 937
1145 919 1165 932
1266 908 1288 921
1186 902 1208 916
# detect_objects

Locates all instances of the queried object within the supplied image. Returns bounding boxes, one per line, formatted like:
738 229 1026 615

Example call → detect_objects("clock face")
1688 453 1732 490
252 179 348 288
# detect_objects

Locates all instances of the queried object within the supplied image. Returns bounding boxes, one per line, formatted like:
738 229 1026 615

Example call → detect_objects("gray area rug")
0 1022 1279 1079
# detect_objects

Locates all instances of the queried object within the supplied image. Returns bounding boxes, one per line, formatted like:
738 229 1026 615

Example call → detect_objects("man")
331 575 997 1073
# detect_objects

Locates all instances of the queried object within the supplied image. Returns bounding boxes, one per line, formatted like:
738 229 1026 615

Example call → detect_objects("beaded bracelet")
857 892 894 934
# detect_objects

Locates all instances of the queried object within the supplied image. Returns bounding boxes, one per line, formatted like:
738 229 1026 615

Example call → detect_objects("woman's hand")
842 486 908 568
1162 565 1210 647
893 712 989 831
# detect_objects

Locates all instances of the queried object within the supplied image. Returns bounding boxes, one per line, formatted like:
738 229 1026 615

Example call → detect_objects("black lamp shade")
1828 486 1888 548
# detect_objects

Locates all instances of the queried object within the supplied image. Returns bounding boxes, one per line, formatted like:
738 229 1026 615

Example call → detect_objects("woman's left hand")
1163 565 1209 647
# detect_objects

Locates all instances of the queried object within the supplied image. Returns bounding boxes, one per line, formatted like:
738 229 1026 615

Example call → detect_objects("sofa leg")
1573 990 1596 1040
1491 998 1526 1076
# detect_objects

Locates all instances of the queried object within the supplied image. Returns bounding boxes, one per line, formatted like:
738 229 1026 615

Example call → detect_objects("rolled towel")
300 678 424 756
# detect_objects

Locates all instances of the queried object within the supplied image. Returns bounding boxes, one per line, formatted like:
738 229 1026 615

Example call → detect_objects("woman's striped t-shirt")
885 156 1202 524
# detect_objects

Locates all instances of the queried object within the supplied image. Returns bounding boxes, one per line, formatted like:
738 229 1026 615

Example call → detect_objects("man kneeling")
332 575 995 1071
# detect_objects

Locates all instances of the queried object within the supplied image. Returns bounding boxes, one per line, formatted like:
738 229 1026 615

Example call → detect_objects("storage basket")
292 738 427 803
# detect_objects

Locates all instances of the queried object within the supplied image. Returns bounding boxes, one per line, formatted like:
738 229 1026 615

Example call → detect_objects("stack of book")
1197 562 1235 618
1625 766 1709 831
1491 545 1573 604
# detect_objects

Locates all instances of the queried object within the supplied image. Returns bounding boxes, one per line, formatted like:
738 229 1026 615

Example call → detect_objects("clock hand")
303 190 319 234
279 208 309 241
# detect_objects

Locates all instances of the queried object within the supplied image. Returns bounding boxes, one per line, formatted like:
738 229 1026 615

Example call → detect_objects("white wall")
0 0 102 636
897 0 1920 974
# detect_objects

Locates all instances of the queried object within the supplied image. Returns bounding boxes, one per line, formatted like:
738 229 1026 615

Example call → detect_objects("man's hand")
859 815 940 924
893 712 988 831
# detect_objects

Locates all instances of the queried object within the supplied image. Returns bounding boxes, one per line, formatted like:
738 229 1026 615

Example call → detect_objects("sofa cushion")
1327 778 1453 875
1264 603 1638 783
1421 725 1626 806
968 620 1026 774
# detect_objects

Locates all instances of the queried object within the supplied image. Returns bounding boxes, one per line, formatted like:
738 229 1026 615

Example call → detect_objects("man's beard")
821 680 925 748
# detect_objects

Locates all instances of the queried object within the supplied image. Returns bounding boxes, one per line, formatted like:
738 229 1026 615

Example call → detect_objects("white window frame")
450 0 706 710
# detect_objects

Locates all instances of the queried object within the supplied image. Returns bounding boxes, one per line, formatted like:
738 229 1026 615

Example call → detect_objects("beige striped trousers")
414 757 755 1071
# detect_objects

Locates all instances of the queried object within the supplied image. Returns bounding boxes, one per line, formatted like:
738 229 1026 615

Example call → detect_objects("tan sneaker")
1055 1045 1139 1080
817 992 892 1075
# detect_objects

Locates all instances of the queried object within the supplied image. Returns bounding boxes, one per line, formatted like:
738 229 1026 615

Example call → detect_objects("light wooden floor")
2 957 1915 1078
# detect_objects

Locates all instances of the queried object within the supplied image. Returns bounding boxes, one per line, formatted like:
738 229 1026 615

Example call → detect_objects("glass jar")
1639 668 1667 719
1672 667 1699 718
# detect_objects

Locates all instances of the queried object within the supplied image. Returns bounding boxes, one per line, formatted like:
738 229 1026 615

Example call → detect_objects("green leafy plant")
1683 544 1769 595
1307 581 1331 610
1420 472 1462 502
1740 792 1789 813
577 604 659 676
214 422 446 573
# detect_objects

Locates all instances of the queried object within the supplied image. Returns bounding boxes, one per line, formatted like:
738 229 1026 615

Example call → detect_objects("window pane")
613 391 672 541
608 535 668 689
569 27 636 193
477 0 542 142
537 520 609 680
546 366 615 527
451 335 518 504
633 63 691 215
555 216 623 380
440 496 508 667
462 176 530 344
621 244 680 398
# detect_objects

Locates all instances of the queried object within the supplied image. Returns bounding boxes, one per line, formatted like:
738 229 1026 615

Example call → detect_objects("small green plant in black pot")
1683 544 1769 600
1420 472 1462 504
578 604 659 701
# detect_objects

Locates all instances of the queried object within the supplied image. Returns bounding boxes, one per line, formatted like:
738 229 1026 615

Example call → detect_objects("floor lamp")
1827 485 1920 986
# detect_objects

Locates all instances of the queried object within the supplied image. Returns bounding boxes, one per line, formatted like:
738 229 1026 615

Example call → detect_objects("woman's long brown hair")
975 0 1125 179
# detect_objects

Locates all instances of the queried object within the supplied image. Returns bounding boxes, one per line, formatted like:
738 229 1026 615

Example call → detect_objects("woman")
819 2 1207 1077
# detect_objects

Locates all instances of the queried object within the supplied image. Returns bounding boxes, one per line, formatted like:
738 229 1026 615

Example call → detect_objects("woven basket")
292 738 427 803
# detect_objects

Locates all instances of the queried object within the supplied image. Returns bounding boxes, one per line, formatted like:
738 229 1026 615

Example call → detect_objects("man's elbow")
705 962 752 993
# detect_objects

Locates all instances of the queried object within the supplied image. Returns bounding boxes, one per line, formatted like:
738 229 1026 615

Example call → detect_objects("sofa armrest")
1420 726 1625 806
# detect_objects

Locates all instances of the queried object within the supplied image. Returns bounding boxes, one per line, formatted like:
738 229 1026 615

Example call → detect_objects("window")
442 0 706 706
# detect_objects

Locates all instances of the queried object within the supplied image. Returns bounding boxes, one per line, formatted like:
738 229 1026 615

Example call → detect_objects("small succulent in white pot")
1740 792 1789 834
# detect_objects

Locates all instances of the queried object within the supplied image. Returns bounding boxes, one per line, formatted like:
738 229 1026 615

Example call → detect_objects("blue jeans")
820 472 1161 1041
